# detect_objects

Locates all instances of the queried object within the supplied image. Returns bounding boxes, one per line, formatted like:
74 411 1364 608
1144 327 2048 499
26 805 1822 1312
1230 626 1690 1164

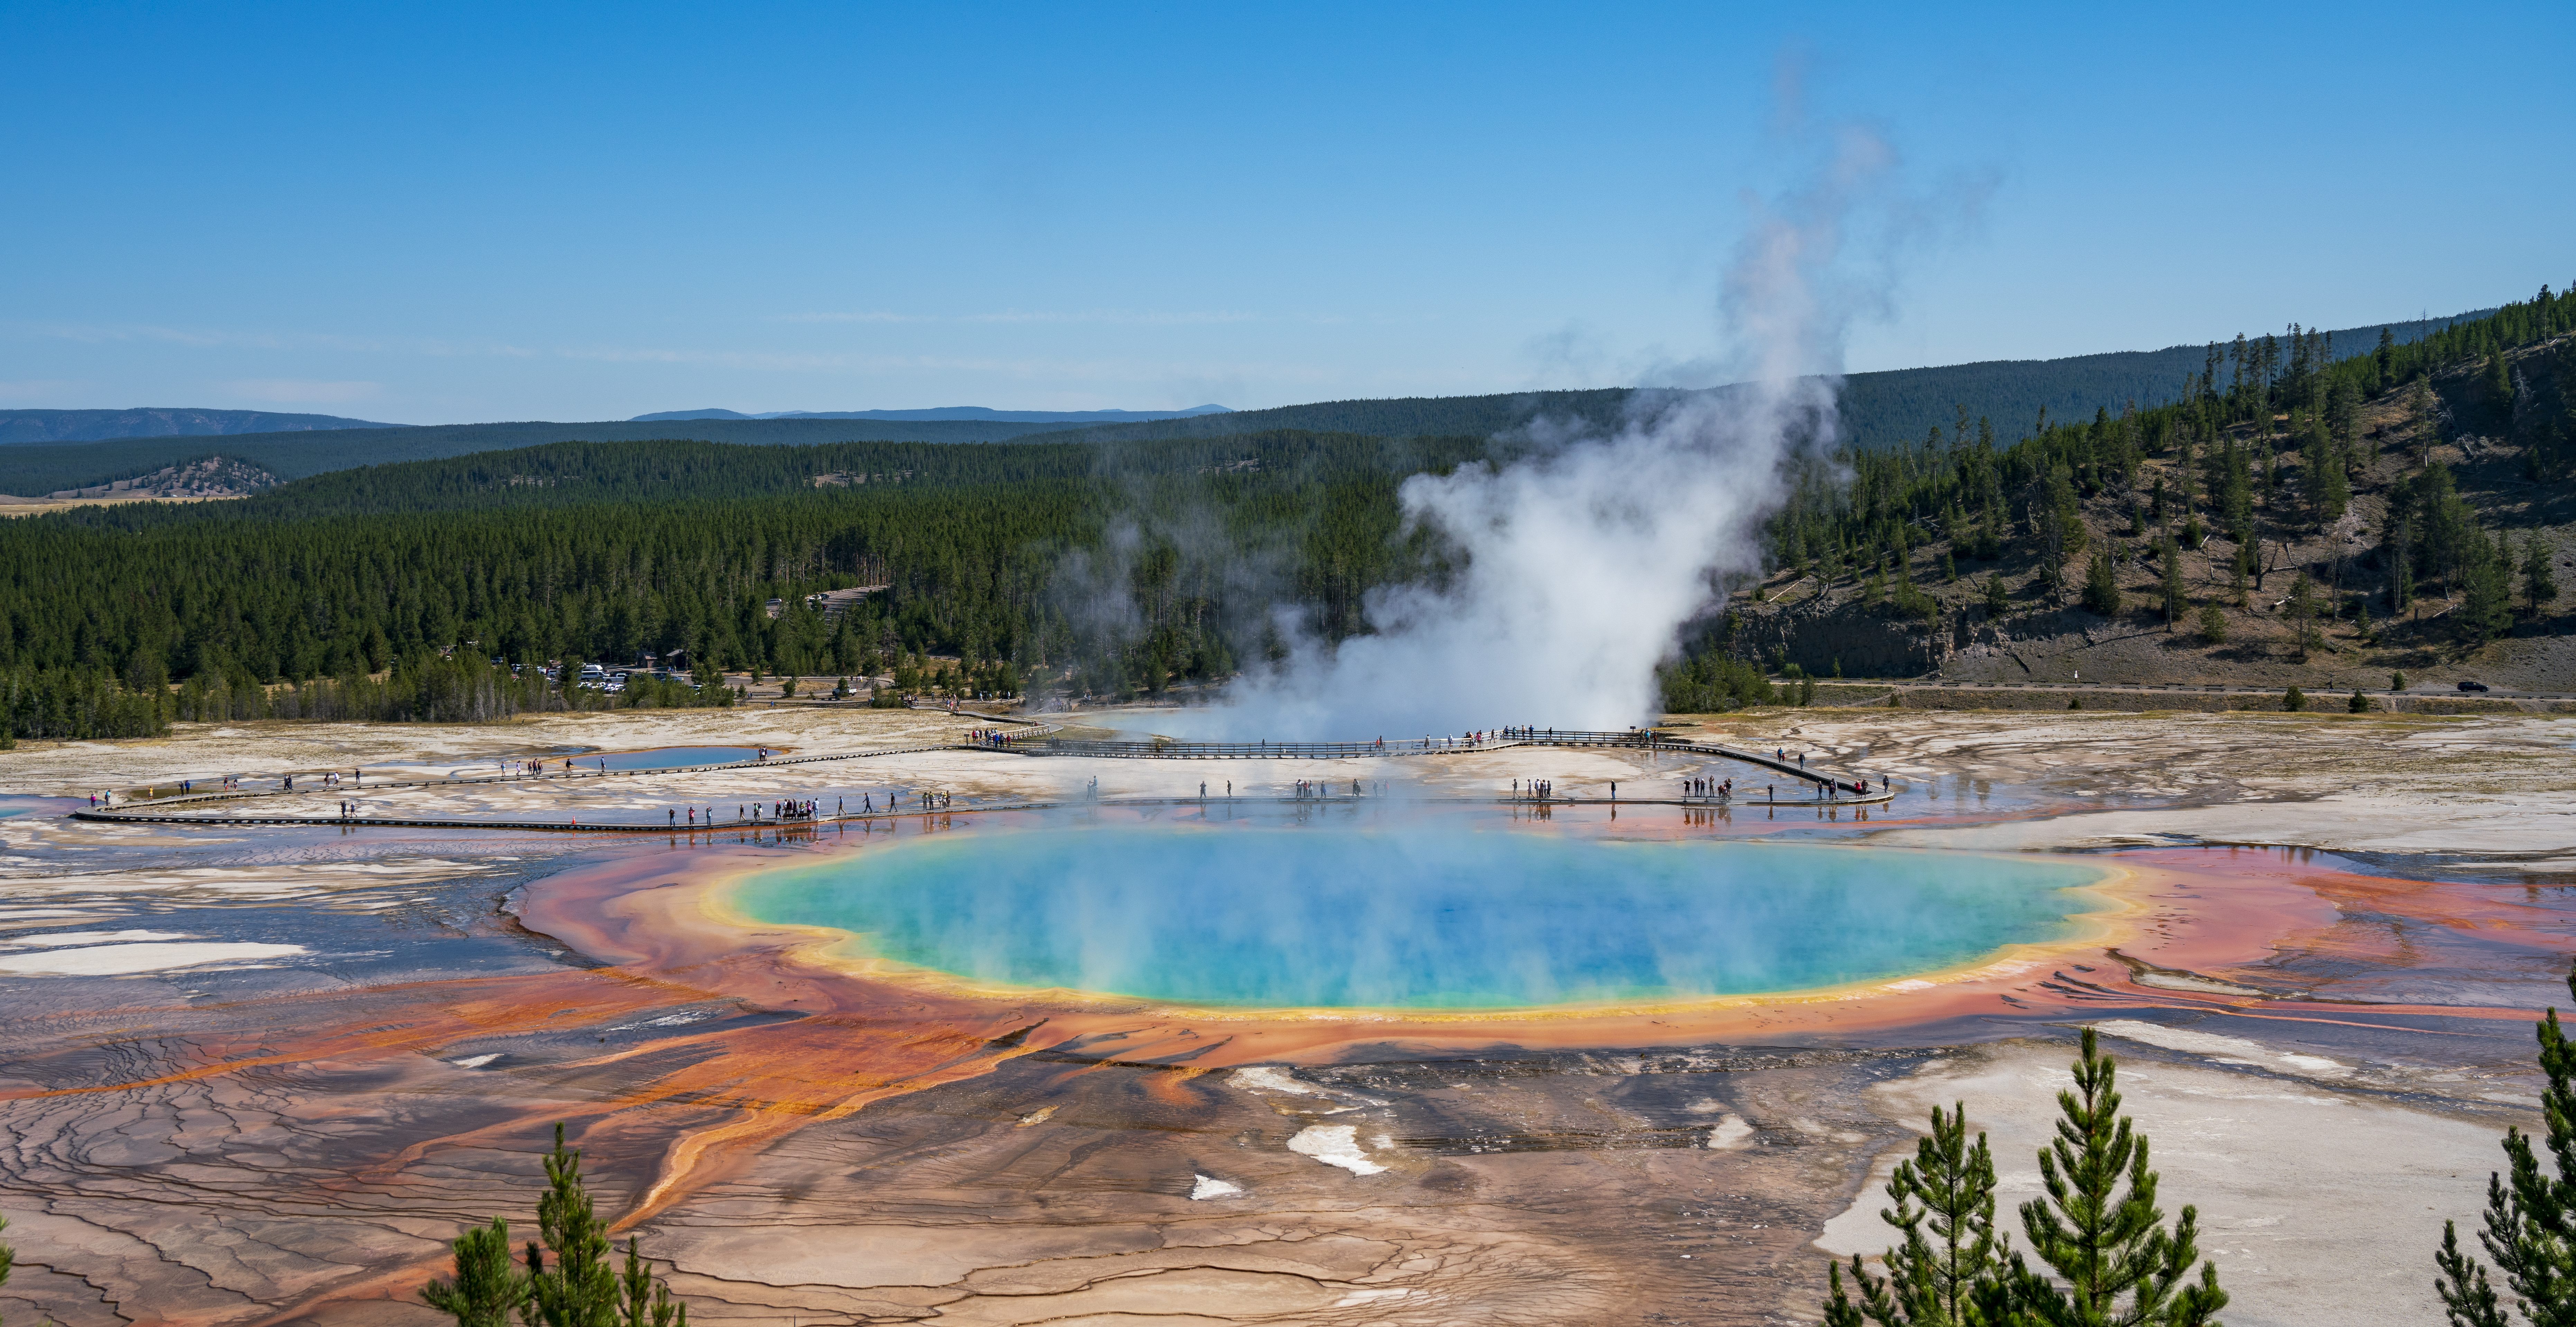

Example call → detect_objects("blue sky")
3 2 2567 423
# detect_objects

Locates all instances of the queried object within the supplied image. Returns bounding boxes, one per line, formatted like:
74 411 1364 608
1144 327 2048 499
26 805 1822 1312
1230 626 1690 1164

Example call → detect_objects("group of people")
1515 778 1556 799
1684 776 1733 800
666 789 949 828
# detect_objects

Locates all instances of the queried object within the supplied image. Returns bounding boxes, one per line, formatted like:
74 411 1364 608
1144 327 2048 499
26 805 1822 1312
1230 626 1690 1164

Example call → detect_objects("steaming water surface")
589 745 772 770
732 827 2108 1008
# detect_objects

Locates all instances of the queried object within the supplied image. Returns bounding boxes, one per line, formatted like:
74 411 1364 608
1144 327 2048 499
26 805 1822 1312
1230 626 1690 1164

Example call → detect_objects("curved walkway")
1010 728 1879 796
71 715 1892 834
72 788 1893 834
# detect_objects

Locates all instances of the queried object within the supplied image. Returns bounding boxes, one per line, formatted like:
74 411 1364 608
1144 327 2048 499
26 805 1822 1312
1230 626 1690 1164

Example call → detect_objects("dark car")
2458 680 2491 692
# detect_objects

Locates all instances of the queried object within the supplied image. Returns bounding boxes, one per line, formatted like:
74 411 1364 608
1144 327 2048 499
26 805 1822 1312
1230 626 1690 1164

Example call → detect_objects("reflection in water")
733 827 2105 1008
590 745 775 771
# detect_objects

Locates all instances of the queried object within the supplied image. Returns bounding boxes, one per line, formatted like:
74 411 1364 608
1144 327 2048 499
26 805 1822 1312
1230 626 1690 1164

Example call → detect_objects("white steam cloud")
1178 127 1895 740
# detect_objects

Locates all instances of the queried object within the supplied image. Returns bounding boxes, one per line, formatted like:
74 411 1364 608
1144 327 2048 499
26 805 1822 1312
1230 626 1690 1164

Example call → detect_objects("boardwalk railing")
1022 728 1653 761
1018 727 1880 796
75 714 1892 831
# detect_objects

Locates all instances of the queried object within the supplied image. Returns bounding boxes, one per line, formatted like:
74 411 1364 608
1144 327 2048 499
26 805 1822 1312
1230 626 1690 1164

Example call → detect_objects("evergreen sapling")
421 1217 531 1327
1820 1102 2018 1327
2014 1029 2229 1327
2435 958 2576 1327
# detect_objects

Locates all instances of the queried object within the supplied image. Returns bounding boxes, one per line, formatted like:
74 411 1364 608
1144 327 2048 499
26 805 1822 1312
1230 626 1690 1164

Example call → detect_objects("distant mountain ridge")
0 417 1071 497
0 408 402 444
0 302 2510 498
1013 311 2500 450
632 405 1232 423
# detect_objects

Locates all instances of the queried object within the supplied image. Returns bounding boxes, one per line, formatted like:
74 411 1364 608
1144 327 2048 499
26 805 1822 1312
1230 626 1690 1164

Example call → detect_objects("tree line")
0 431 1484 736
4 287 2566 736
1718 283 2571 681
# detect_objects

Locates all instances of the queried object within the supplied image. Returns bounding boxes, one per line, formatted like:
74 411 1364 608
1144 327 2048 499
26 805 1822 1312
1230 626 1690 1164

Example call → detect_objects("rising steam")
1181 127 1894 739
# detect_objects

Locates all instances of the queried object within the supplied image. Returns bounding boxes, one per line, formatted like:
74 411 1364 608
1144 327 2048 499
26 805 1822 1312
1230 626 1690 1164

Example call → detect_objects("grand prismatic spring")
729 829 2110 1009
3 703 2575 1327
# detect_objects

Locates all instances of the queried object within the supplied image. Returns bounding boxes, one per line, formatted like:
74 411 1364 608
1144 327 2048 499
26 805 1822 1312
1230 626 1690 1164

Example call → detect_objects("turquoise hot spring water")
729 825 2111 1010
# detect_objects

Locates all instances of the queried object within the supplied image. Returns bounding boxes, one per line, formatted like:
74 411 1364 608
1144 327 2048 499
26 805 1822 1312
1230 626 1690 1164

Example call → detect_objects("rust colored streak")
0 968 698 1102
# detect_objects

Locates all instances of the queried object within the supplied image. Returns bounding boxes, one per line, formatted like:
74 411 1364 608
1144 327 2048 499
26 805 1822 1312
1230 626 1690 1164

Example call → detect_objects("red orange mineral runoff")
8 817 2560 1259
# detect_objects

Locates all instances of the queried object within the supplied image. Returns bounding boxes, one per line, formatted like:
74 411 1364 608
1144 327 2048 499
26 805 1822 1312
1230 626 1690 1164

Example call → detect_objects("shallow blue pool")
731 826 2106 1008
589 745 773 771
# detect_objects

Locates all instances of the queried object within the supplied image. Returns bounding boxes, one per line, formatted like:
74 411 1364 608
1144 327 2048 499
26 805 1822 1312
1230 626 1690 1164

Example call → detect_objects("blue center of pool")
590 746 772 770
730 827 2106 1008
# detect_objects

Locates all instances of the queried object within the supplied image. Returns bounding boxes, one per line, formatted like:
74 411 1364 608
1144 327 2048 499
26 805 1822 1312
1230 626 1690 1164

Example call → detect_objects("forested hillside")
0 416 1069 498
0 429 1484 737
1017 310 2496 451
0 407 401 444
4 288 2565 741
6 307 2501 500
1682 286 2575 701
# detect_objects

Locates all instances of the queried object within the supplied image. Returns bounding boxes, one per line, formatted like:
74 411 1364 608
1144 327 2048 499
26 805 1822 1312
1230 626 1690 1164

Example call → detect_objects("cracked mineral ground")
3 704 2573 1327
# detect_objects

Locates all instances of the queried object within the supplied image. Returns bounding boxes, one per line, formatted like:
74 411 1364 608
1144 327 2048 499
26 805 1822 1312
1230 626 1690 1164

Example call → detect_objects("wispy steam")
1181 120 1899 739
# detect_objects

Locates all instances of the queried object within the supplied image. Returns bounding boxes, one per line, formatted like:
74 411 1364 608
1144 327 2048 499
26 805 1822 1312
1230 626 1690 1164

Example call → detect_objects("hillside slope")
0 415 1070 496
4 305 2509 498
633 405 1232 423
1718 317 2574 695
0 407 399 443
1021 311 2496 451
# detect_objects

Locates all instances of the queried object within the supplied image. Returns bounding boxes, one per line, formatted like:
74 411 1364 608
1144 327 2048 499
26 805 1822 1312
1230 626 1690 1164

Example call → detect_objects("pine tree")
1820 1102 2019 1327
2159 539 2186 632
2285 685 2307 712
2460 535 2515 644
619 1237 688 1327
2014 1029 2229 1327
2526 536 2560 621
422 1218 531 1327
2287 571 2317 663
2348 689 2370 713
2083 551 2121 617
2197 603 2226 643
2041 463 2086 603
2408 377 2441 461
2300 421 2348 530
2487 349 2517 425
1985 575 2010 617
529 1123 620 1327
2435 958 2576 1327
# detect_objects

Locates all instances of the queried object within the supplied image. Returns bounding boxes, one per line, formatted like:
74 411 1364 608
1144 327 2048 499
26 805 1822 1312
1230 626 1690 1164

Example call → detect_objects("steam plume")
1182 127 1894 739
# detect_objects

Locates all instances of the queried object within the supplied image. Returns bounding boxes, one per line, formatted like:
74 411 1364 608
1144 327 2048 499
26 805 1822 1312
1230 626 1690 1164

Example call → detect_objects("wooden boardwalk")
70 715 1894 834
73 789 1890 834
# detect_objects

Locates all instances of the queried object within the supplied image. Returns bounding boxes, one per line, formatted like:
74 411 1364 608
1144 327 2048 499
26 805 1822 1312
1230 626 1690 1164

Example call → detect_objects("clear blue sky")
3 1 2567 423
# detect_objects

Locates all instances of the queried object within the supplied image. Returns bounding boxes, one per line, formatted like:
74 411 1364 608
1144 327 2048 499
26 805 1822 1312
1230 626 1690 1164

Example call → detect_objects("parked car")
2458 680 2491 692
